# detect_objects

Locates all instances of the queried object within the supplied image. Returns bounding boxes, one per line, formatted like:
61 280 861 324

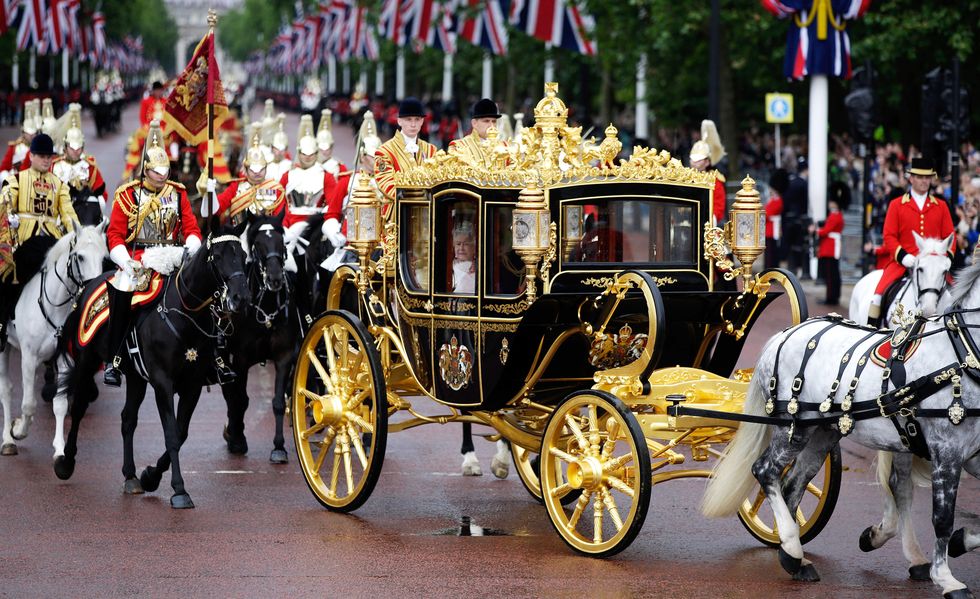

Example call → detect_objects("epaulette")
713 169 726 183
84 155 98 166
167 180 186 190
114 179 140 198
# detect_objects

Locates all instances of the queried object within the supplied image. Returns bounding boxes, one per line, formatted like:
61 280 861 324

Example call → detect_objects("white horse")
703 260 980 597
849 233 953 326
0 225 107 457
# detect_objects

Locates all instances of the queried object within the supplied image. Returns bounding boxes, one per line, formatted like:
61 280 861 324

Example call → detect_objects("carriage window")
564 200 694 265
401 204 430 292
488 206 524 295
436 198 479 295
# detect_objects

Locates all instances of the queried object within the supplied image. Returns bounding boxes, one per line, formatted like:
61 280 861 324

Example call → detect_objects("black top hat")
398 97 425 118
151 80 164 90
471 98 501 119
907 157 936 177
29 133 56 156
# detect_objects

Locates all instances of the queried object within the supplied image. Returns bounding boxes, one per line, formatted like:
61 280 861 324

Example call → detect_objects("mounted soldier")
210 131 288 227
688 119 727 226
279 115 336 232
52 104 108 226
0 133 78 351
0 99 41 177
316 108 344 179
265 113 292 183
102 120 207 387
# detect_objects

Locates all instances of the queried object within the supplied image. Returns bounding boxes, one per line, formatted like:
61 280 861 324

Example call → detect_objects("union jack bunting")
323 0 351 59
458 0 509 56
413 0 457 54
0 0 19 37
66 0 80 52
41 0 69 54
345 6 378 60
509 0 596 55
379 0 417 47
15 0 46 52
761 0 871 80
91 10 106 65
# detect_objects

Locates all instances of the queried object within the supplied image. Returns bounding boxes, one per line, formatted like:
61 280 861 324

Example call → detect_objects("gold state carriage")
291 84 840 556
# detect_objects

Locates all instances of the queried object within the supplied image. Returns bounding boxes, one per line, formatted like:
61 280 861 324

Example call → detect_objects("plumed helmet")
359 111 381 157
297 114 317 156
316 109 334 151
143 120 170 172
700 119 726 165
262 99 276 126
689 140 711 163
243 125 267 171
21 99 40 135
40 98 56 135
64 103 85 150
272 113 288 151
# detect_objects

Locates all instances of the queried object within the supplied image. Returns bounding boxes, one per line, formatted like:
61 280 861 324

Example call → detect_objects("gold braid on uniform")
117 180 176 244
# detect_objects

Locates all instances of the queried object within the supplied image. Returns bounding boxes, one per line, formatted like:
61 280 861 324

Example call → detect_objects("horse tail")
701 371 773 518
875 451 894 499
910 455 932 488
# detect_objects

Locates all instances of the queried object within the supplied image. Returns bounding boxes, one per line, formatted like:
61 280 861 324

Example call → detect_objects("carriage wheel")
540 391 651 557
292 310 387 513
756 269 809 325
512 444 582 506
737 444 842 547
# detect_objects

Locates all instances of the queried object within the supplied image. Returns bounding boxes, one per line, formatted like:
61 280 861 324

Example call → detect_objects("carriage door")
431 191 481 406
397 200 434 392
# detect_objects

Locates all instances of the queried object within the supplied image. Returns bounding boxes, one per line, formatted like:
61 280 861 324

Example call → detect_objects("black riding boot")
103 286 134 387
214 333 236 385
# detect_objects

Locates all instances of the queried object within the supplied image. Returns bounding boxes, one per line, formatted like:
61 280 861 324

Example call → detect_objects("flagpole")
206 9 217 236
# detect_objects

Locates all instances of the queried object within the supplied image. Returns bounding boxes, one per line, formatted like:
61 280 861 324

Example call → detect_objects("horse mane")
947 259 980 308
917 236 951 257
245 213 285 247
44 230 77 268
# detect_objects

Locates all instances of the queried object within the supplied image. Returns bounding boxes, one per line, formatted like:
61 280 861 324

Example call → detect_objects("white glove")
322 218 346 249
184 235 202 255
109 245 136 275
901 253 916 268
7 213 19 229
200 192 220 217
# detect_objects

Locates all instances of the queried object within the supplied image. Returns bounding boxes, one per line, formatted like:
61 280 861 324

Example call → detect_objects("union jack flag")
0 0 19 37
458 0 508 56
323 0 351 59
413 0 457 54
91 10 106 65
379 0 417 47
345 6 378 60
66 0 80 53
15 0 46 52
509 0 595 55
761 0 871 80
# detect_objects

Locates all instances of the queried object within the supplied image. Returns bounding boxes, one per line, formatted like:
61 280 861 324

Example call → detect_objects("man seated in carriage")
0 133 78 351
209 133 288 228
868 157 954 327
52 104 108 225
374 98 437 209
102 121 206 387
448 98 506 168
279 115 337 233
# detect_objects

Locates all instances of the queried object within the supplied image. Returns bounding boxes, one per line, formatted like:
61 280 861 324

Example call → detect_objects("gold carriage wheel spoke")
346 423 369 470
588 404 598 436
601 420 620 459
601 488 624 532
548 482 572 498
602 452 634 472
344 387 371 411
795 507 806 526
593 492 604 543
343 437 354 493
748 489 766 516
299 388 325 403
311 428 336 475
322 325 339 372
603 474 635 498
548 446 577 464
568 489 592 529
563 414 590 451
329 443 342 498
306 349 335 395
347 412 375 434
805 480 824 499
300 419 328 440
339 327 351 367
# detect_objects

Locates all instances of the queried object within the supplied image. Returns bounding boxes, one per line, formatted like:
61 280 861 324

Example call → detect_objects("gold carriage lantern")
512 178 552 301
345 172 381 288
726 175 766 283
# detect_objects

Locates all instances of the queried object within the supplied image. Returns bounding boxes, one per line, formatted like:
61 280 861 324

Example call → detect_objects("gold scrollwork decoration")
583 275 677 289
485 299 532 315
397 286 429 311
375 221 398 276
539 221 558 291
435 300 476 312
703 222 737 278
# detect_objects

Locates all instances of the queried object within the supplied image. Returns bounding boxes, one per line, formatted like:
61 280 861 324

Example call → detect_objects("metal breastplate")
134 188 180 245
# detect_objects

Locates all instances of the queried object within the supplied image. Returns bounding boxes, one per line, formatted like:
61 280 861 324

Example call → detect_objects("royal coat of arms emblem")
438 335 473 391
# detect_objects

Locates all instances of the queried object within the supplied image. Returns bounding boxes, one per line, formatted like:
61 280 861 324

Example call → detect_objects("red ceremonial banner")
162 31 227 145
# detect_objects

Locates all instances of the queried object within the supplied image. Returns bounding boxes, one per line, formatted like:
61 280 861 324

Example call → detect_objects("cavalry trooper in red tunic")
0 99 41 178
52 104 108 226
688 119 727 226
279 115 337 232
316 108 346 180
374 97 437 207
210 133 288 227
448 98 506 167
103 121 204 387
0 133 78 350
868 157 954 327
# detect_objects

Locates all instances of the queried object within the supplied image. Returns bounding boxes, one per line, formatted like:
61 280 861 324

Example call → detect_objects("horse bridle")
177 235 247 313
912 250 949 302
249 225 286 292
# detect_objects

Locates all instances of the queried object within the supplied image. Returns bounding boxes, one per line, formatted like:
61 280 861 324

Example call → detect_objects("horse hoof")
943 589 974 599
269 449 288 464
777 547 802 575
1 443 17 456
140 467 162 493
227 439 248 455
908 563 931 581
859 526 877 552
123 478 145 495
462 464 482 476
949 528 967 558
491 457 509 479
11 418 27 440
170 493 195 509
793 563 820 583
53 455 75 479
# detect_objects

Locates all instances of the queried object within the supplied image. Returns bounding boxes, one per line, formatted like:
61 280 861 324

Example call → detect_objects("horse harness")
37 237 86 338
765 312 980 460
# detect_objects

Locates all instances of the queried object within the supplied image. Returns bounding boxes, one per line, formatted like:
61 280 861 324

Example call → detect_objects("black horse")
221 213 301 463
292 213 347 329
54 234 250 508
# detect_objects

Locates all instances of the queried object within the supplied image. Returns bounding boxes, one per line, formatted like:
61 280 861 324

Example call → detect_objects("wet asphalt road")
0 101 977 598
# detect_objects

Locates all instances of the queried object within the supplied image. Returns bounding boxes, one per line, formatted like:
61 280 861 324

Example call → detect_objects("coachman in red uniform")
868 157 954 326
103 121 203 386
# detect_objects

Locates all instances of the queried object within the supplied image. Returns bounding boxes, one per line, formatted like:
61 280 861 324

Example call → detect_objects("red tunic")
216 179 288 226
278 168 337 228
816 210 844 259
52 155 107 201
874 192 954 295
765 194 783 240
712 175 726 224
107 180 202 260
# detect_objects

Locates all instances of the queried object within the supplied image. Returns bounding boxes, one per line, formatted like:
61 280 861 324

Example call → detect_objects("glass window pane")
436 197 479 295
401 204 430 292
488 205 524 295
563 199 694 265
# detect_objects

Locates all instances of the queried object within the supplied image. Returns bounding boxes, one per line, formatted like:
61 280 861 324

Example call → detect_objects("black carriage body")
393 177 774 411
